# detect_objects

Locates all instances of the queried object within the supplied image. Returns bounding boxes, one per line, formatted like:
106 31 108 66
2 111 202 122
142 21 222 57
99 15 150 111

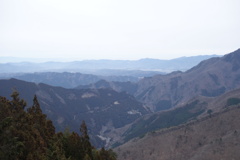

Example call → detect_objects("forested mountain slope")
0 78 149 147
0 93 117 160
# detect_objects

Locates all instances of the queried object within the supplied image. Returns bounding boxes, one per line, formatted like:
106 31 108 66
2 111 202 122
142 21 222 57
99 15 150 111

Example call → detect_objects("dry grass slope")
115 106 240 160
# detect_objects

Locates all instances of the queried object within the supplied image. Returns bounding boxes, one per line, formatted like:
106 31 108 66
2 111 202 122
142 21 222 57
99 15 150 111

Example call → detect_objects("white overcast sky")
0 0 239 61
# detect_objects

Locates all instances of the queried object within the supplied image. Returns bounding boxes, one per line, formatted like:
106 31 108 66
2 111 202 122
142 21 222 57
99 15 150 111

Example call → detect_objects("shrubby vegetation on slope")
120 100 205 145
115 105 240 160
0 91 117 160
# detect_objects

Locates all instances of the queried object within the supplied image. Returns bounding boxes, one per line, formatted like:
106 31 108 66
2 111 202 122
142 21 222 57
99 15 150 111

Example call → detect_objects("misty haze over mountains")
0 55 219 74
1 49 240 159
1 0 239 158
0 55 220 89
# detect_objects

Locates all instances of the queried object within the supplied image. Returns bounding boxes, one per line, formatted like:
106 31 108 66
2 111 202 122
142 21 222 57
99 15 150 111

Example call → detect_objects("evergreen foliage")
226 98 240 106
0 91 117 160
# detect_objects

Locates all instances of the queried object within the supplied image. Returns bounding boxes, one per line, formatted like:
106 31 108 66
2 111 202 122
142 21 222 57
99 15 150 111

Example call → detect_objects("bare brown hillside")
115 106 240 160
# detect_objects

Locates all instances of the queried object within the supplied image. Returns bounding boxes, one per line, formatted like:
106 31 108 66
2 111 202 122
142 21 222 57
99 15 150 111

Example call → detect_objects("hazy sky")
0 0 239 61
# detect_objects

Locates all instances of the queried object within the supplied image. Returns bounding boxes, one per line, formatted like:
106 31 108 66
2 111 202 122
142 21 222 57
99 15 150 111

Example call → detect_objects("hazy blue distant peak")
1 55 221 64
0 54 222 74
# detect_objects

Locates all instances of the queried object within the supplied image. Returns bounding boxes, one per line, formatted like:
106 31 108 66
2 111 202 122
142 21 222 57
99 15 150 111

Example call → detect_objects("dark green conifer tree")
0 92 117 160
80 120 93 159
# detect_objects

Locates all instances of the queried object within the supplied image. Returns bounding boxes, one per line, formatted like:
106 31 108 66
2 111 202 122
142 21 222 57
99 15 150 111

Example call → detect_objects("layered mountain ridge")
0 78 149 147
84 49 240 112
0 49 239 151
0 55 218 74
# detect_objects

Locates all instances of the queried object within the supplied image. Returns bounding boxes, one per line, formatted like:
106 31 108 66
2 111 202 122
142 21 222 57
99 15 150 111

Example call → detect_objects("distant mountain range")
0 55 220 88
84 49 240 112
0 49 239 151
0 72 140 88
0 55 219 74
